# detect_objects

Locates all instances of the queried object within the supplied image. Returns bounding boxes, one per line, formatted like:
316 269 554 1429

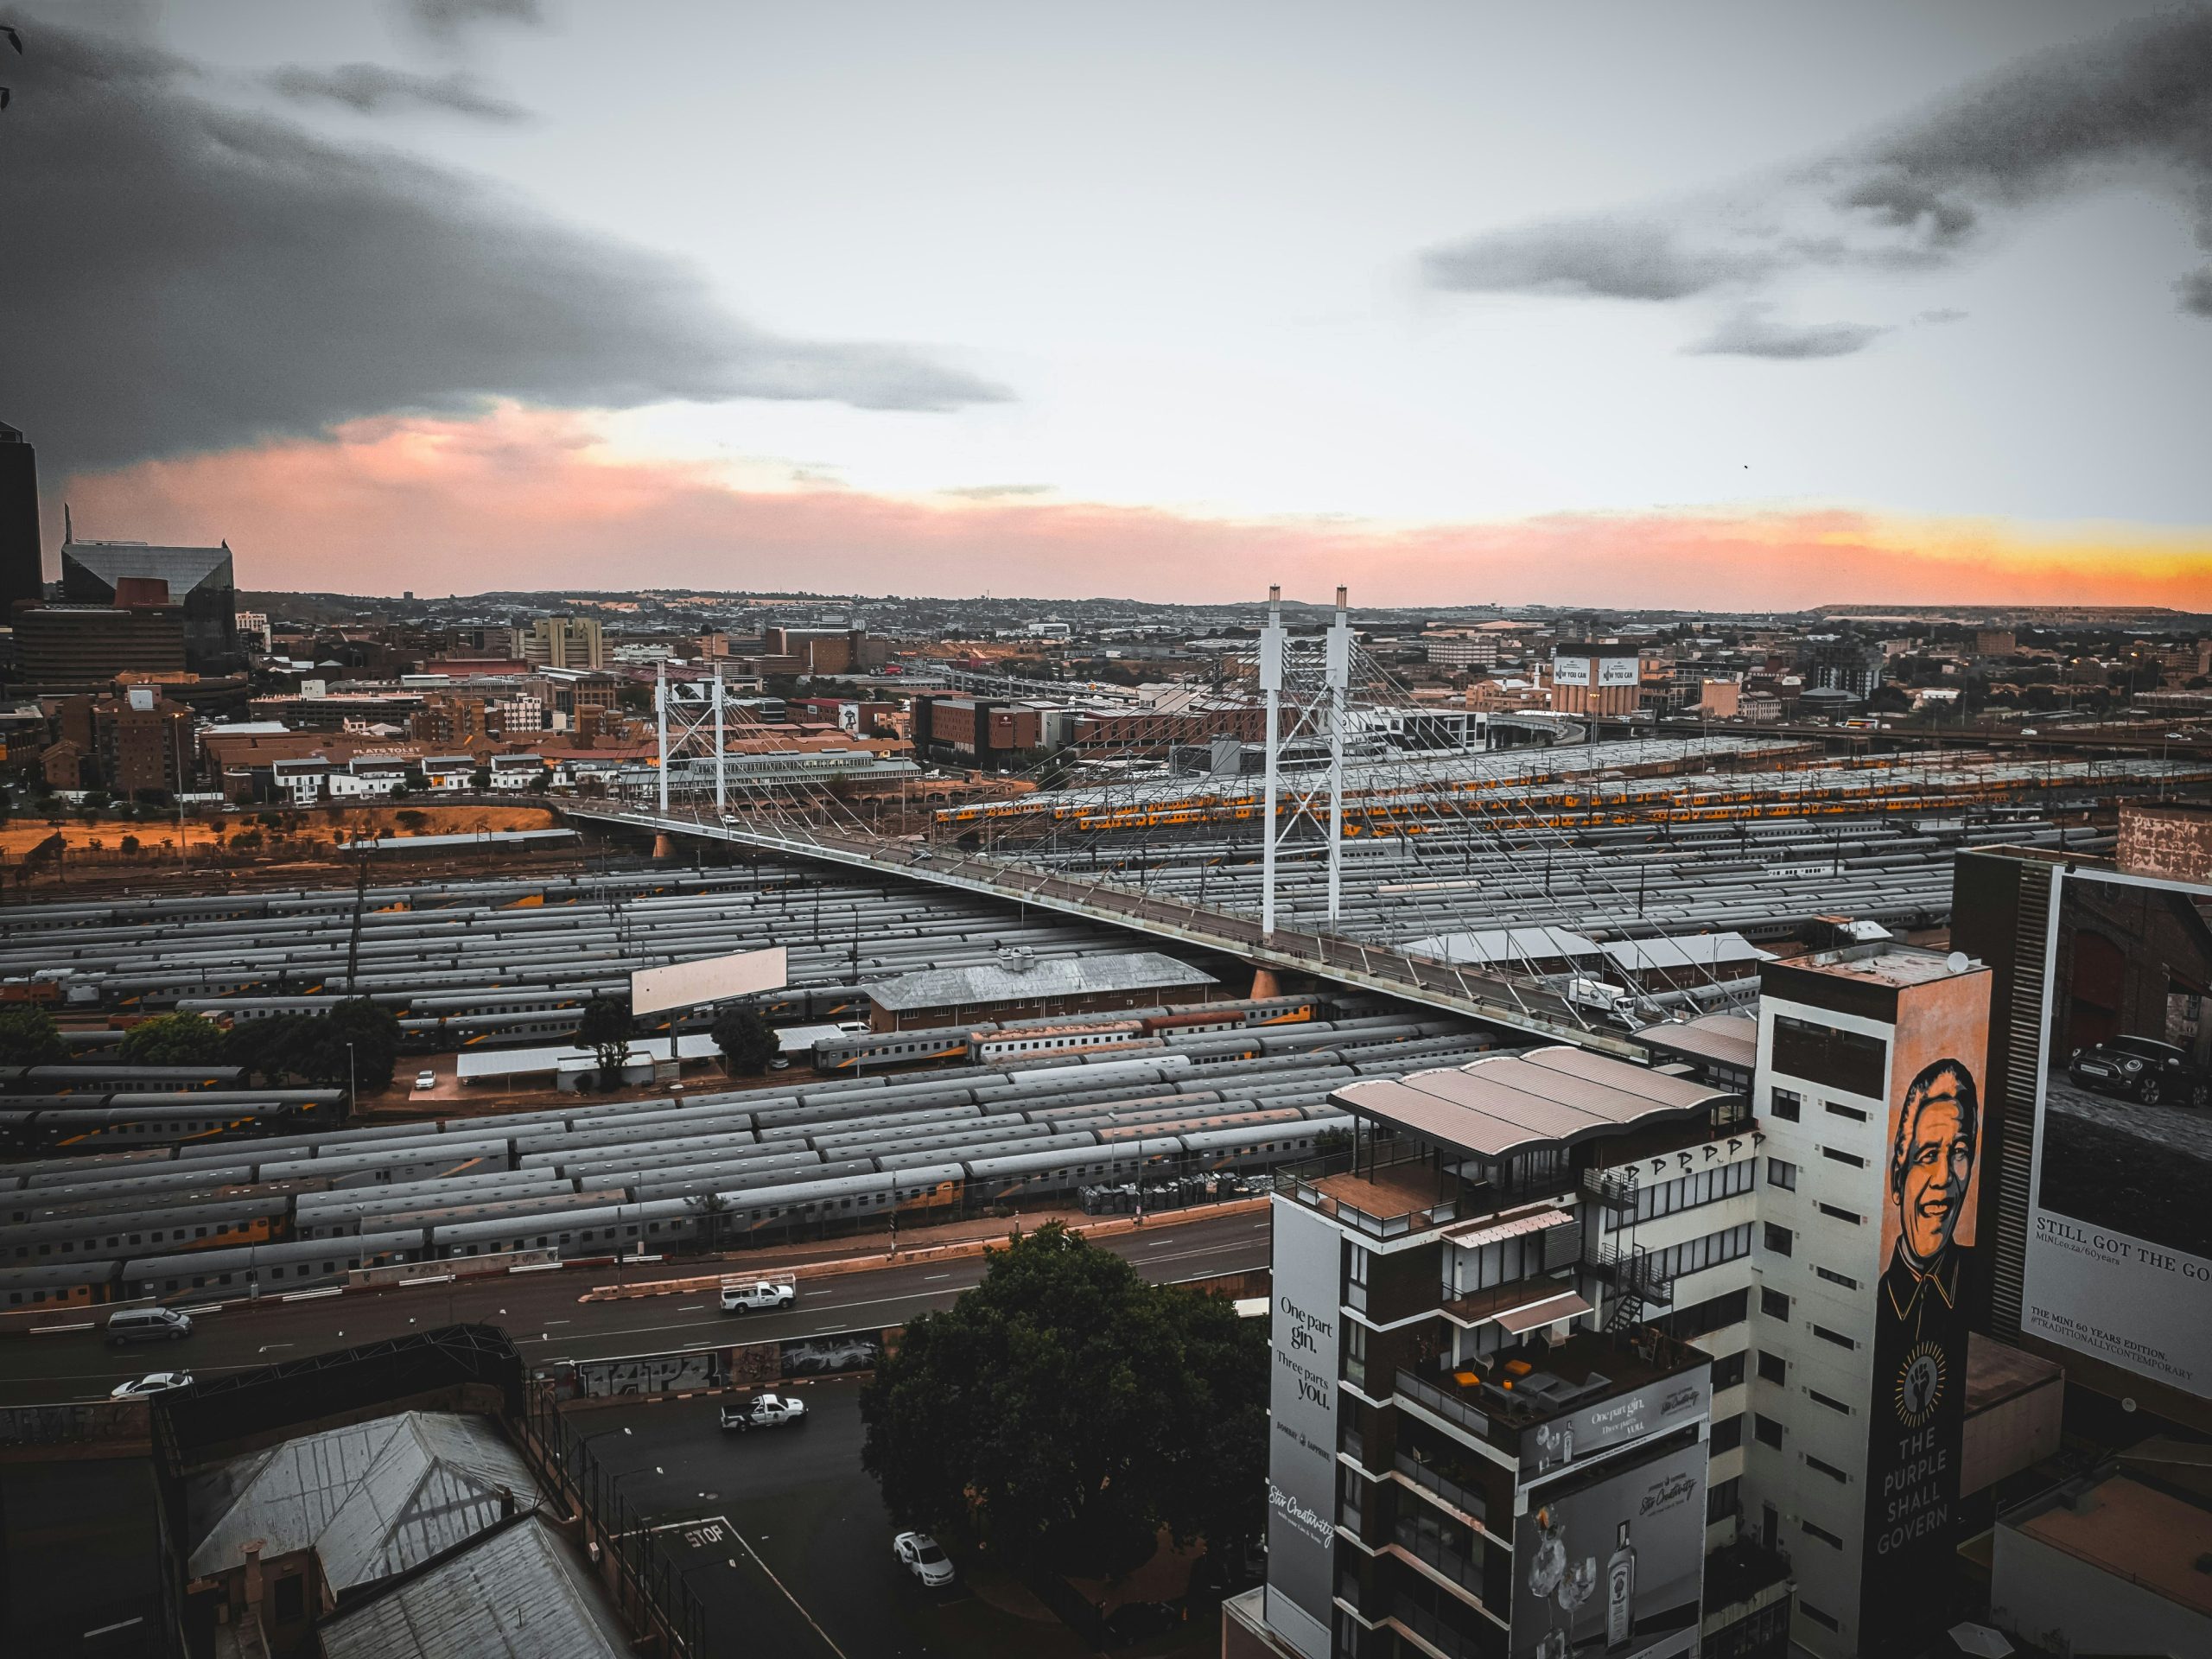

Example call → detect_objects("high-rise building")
1225 1045 1786 1659
61 534 240 671
521 615 606 671
0 422 42 615
1739 943 1991 1657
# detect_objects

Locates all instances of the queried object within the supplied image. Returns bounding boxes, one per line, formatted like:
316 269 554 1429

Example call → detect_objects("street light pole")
346 1040 357 1128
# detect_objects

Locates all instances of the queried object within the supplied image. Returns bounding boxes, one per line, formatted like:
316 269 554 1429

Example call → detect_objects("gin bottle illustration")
1605 1519 1637 1650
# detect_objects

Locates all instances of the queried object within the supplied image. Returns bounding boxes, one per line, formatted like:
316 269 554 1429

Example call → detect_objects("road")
0 1209 1271 1407
580 1382 1176 1659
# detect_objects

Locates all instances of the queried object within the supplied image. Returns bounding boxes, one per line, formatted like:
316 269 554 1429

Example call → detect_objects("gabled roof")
188 1411 539 1593
316 1516 625 1659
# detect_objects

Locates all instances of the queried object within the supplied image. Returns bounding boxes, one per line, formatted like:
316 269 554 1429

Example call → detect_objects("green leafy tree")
709 1005 778 1077
223 1014 318 1086
861 1222 1267 1577
575 995 633 1089
323 998 402 1092
0 1005 67 1067
119 1012 229 1067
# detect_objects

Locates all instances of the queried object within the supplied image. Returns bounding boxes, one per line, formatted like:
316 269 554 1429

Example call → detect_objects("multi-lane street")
0 1208 1271 1406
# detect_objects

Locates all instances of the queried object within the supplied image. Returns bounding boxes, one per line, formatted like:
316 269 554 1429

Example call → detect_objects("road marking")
258 1344 294 1354
30 1322 92 1335
678 1304 706 1311
922 1273 951 1281
281 1287 342 1302
683 1341 711 1350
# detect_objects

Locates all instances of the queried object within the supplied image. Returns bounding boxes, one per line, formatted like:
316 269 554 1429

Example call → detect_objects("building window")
1808 1389 1853 1415
1710 1351 1745 1391
1771 1016 1887 1098
1760 1287 1791 1321
1754 1414 1784 1449
1763 1224 1794 1257
1344 1319 1367 1389
1800 1518 1845 1549
1804 1453 1850 1484
1756 1351 1787 1385
1825 1100 1869 1124
1769 1088 1802 1122
1707 1477 1741 1526
1814 1265 1859 1290
1815 1203 1863 1225
1766 1158 1797 1192
1811 1324 1857 1351
1802 1602 1841 1632
1710 1414 1744 1454
1347 1243 1370 1313
273 1575 306 1624
1821 1146 1866 1168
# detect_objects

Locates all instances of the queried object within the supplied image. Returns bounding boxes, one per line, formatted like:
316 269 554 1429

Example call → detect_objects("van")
106 1306 193 1345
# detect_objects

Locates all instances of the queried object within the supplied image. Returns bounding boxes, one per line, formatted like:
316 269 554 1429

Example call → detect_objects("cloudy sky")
4 0 2209 607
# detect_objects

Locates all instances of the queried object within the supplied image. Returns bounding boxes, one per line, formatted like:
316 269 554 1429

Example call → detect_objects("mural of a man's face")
1894 1065 1976 1268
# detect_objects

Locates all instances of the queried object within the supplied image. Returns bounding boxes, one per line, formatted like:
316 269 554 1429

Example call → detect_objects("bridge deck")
563 804 1643 1057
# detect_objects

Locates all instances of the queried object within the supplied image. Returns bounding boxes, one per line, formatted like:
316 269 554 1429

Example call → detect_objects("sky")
4 0 2210 608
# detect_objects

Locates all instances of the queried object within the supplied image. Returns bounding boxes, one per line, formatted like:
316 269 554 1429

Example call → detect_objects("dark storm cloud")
1425 9 2212 330
1689 308 1891 360
265 62 528 121
0 25 1006 478
1421 219 1779 302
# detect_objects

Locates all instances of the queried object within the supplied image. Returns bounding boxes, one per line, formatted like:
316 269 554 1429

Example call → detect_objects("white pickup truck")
720 1392 809 1432
720 1280 796 1313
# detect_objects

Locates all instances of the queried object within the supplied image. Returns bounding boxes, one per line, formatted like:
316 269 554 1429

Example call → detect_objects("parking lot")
567 1380 1210 1658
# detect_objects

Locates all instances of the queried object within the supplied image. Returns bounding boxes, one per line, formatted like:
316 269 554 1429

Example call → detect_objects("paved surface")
0 1209 1271 1406
2044 1071 2212 1163
580 1382 1146 1658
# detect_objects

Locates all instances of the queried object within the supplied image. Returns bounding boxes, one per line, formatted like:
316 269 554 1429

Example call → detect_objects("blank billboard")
631 946 787 1017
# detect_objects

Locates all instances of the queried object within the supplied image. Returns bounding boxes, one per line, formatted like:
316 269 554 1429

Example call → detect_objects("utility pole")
713 664 726 818
1260 586 1284 939
656 658 670 814
1325 585 1351 925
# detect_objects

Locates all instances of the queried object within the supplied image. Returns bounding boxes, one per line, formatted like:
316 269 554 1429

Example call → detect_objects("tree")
709 1005 778 1077
223 1014 317 1086
575 995 633 1089
861 1223 1267 1577
0 1004 66 1067
471 766 493 791
324 998 402 1093
119 1012 228 1067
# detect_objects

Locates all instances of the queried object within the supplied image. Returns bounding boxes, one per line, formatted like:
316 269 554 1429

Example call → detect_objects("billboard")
1263 1197 1340 1659
1520 1369 1710 1479
2022 867 2212 1401
1858 964 1989 1656
631 945 787 1017
1552 654 1592 687
1598 654 1641 687
1512 1433 1706 1659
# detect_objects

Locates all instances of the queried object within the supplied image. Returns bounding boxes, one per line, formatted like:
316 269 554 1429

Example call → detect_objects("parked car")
893 1531 955 1587
105 1307 193 1344
2069 1035 2211 1108
111 1372 193 1399
720 1392 808 1432
720 1280 796 1313
414 1071 437 1091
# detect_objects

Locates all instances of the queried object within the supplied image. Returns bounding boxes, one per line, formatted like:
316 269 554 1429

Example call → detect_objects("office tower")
0 422 42 613
1740 943 1992 1657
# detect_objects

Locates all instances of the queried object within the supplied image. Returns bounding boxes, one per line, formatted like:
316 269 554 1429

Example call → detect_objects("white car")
720 1392 809 1432
111 1372 193 1399
894 1531 956 1587
414 1071 437 1091
720 1281 797 1313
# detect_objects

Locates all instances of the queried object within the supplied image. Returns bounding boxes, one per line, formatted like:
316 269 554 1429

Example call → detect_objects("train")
809 995 1323 1073
0 1091 346 1151
0 1110 1351 1307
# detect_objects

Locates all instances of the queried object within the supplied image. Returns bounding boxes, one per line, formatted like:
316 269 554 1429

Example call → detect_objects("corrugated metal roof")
1397 926 1600 966
188 1411 540 1593
1596 933 1772 973
867 951 1217 1013
1331 1046 1724 1157
317 1516 626 1659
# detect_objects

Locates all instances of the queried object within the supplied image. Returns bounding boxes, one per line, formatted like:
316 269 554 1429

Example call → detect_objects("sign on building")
1263 1197 1341 1659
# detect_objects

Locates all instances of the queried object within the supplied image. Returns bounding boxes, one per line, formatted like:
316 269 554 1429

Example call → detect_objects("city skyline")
5 1 2210 605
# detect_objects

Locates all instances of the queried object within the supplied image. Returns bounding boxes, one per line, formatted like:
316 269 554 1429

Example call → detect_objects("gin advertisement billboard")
1264 1197 1342 1659
1511 1433 1707 1659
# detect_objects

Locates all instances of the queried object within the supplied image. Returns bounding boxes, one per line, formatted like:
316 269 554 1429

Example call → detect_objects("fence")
518 1380 714 1656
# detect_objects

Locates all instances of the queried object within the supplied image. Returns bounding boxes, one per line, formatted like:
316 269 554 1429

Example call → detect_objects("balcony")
1586 1241 1675 1307
1278 1141 1471 1241
1580 1168 1639 1214
1391 1515 1486 1602
1393 1448 1488 1528
1396 1325 1708 1452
